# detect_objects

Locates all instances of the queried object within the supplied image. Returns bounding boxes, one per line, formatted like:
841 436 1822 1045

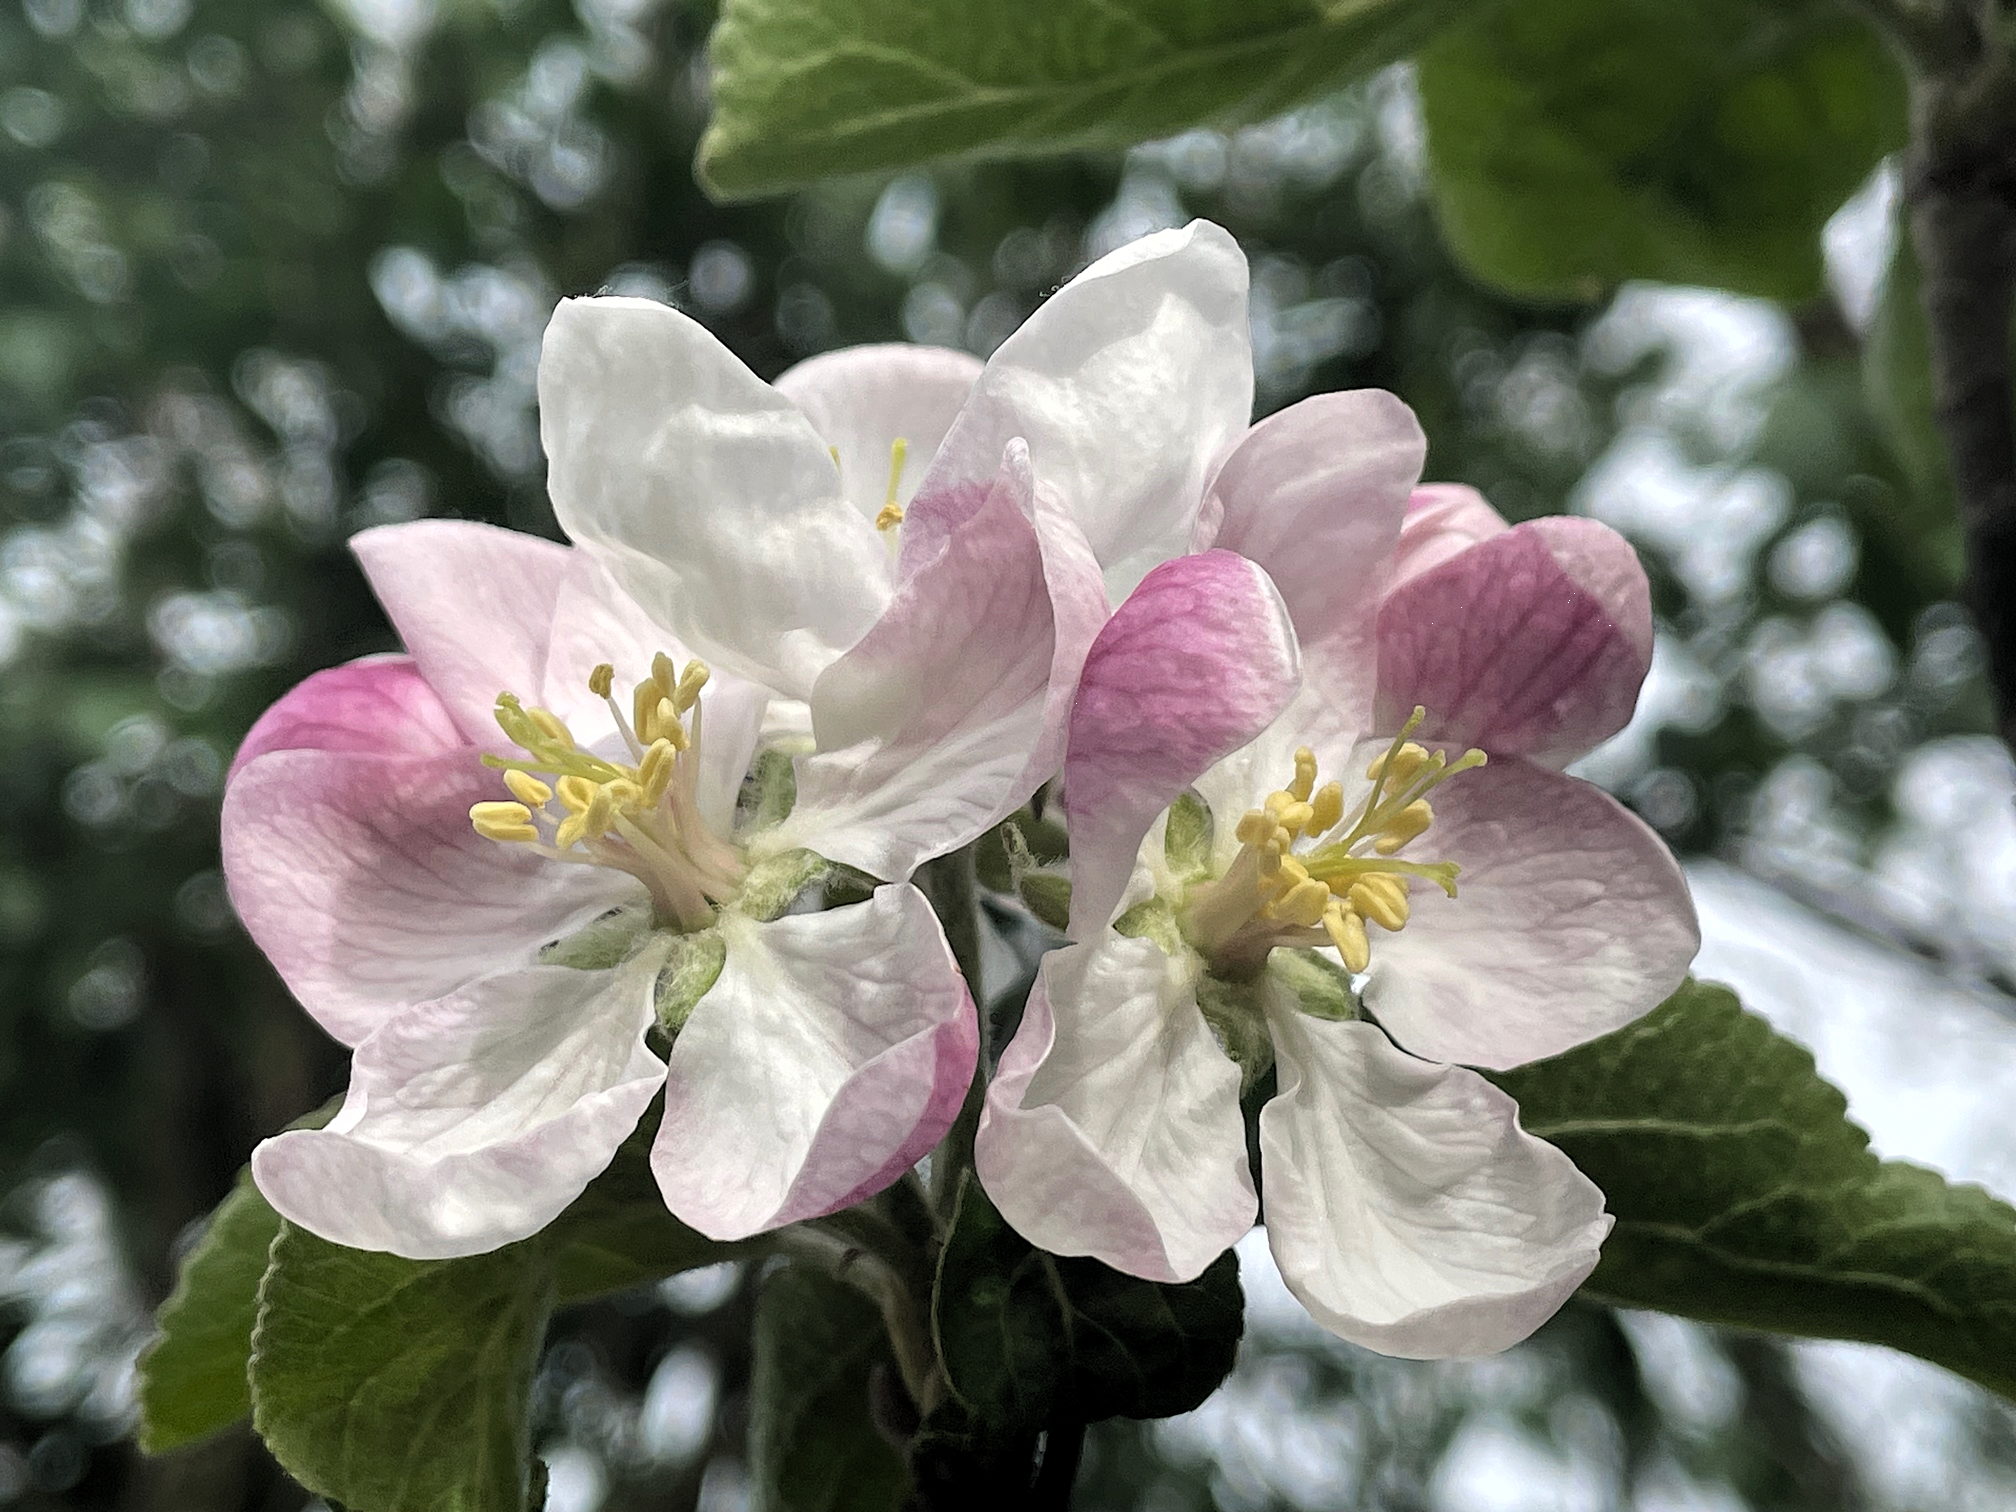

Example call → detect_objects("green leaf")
749 1266 910 1512
1498 978 2016 1400
931 1176 1242 1435
137 1170 285 1452
699 0 1468 198
251 1223 554 1512
1417 0 1906 300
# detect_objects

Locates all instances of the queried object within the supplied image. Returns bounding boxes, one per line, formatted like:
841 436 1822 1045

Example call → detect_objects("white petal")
1259 997 1609 1358
930 221 1252 591
778 444 1086 879
1361 759 1698 1069
539 296 892 699
652 885 977 1239
252 959 664 1258
222 746 638 1046
977 935 1255 1283
773 344 983 523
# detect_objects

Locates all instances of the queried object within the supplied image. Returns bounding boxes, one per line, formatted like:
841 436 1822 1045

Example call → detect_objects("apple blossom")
977 401 1699 1358
226 222 1271 1257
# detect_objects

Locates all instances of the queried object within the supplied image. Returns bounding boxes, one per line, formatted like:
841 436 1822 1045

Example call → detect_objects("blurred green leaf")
748 1266 910 1512
698 0 1465 197
1417 0 1905 300
931 1175 1242 1435
1500 979 2016 1401
136 1169 284 1453
251 1223 553 1512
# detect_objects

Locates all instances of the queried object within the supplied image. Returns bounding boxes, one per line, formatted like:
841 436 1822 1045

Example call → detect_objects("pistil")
468 654 746 932
1180 708 1485 975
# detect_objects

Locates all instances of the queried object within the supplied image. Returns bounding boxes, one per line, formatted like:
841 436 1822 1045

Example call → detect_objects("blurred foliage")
1 0 2012 1506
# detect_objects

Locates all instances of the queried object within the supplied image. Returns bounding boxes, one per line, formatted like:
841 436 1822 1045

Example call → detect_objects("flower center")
874 437 909 532
1180 707 1486 975
468 654 746 932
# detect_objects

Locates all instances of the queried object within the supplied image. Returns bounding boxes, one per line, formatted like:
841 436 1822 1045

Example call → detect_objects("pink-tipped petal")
1362 758 1697 1070
781 443 1102 880
350 520 575 750
231 655 464 779
652 884 977 1240
222 746 638 1046
1064 551 1300 935
1204 391 1423 671
1376 516 1655 766
977 935 1255 1283
252 960 664 1259
1258 1001 1610 1358
931 221 1252 588
540 296 891 701
1388 483 1510 587
774 344 983 525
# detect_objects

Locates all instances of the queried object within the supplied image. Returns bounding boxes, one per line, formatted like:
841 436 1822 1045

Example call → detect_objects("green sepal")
975 811 1069 893
739 846 833 921
1193 974 1273 1092
1111 895 1184 957
740 746 798 833
539 905 651 970
1265 946 1359 1022
1161 791 1215 882
655 928 728 1035
1017 872 1072 932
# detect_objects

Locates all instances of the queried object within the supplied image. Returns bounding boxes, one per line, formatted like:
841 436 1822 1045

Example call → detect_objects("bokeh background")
4 0 2015 1507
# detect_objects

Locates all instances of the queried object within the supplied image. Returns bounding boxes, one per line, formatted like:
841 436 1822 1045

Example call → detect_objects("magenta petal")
652 885 977 1240
351 520 574 749
1206 391 1422 660
1362 759 1698 1070
1064 551 1300 934
1388 484 1509 587
231 655 463 779
222 746 638 1046
1375 516 1654 766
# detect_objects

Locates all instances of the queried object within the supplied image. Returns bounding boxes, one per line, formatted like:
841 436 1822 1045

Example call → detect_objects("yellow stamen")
1374 799 1434 856
1324 903 1371 972
672 660 709 713
556 774 597 813
588 663 615 698
503 770 553 807
1275 878 1332 928
1348 875 1411 931
1308 781 1344 836
1289 746 1318 803
875 437 910 532
529 707 573 746
470 801 537 844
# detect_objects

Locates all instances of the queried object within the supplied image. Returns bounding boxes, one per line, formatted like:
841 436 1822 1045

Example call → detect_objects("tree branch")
1899 9 2016 750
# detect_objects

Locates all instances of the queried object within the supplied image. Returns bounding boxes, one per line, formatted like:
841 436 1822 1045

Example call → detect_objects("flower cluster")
223 221 1697 1352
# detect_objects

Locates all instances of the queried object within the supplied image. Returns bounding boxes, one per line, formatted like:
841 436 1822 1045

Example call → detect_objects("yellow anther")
528 707 573 747
1324 904 1371 972
1374 799 1434 856
1266 856 1311 902
876 437 910 532
556 775 597 813
1264 790 1298 819
1276 799 1316 837
1289 747 1318 803
503 770 553 807
1276 878 1332 928
554 813 587 851
1349 875 1412 931
673 660 710 713
1366 741 1431 786
638 739 676 803
1234 810 1275 847
1308 781 1344 836
588 663 615 698
651 697 681 746
651 651 677 692
470 801 537 844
